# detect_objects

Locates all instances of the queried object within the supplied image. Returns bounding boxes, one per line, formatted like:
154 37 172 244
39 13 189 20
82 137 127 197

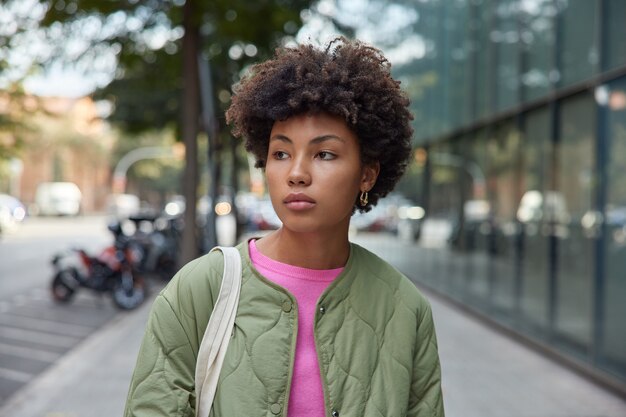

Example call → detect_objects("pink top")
249 240 343 417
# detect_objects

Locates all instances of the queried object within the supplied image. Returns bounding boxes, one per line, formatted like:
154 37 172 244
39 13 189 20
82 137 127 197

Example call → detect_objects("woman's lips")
284 193 316 210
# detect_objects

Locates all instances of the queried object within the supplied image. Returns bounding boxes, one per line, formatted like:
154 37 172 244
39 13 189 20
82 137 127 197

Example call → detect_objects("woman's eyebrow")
310 134 345 144
269 134 345 144
269 134 292 143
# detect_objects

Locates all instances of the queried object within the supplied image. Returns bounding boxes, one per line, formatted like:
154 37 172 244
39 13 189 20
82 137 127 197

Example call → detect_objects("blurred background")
1 0 626 415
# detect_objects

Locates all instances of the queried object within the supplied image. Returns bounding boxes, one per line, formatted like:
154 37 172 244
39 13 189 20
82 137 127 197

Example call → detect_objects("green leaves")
38 0 313 133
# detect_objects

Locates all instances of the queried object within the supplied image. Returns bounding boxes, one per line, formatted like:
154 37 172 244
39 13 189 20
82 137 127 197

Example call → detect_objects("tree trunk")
231 135 241 241
179 0 201 266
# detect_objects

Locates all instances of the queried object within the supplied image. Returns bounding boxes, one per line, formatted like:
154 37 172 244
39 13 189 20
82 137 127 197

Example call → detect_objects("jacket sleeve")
407 301 445 417
124 294 197 417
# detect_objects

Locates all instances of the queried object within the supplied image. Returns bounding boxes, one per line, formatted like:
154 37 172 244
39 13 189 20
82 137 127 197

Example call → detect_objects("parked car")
252 197 282 231
396 203 426 241
351 193 424 238
382 193 425 239
0 193 26 234
34 182 82 216
351 203 389 233
447 199 492 250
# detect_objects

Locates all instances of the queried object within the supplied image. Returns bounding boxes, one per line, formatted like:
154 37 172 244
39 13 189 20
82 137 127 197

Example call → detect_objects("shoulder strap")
195 246 242 417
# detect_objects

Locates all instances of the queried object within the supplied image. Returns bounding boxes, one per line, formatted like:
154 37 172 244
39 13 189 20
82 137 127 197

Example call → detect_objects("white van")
34 182 82 216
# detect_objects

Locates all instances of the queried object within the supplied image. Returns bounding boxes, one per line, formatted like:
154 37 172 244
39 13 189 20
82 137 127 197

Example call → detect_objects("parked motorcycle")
50 221 147 310
127 213 182 281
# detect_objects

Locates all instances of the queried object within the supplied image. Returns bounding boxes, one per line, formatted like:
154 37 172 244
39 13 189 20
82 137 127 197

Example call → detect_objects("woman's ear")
361 161 380 191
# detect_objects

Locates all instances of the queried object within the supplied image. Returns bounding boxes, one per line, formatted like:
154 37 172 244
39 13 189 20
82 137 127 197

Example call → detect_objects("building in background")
0 95 114 213
388 0 626 394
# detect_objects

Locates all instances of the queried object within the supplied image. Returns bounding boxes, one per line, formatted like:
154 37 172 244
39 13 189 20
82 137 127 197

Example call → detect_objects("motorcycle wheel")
111 272 146 310
51 270 78 303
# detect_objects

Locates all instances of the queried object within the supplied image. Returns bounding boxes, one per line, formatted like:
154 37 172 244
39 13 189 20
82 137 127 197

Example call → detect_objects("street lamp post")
429 151 486 199
112 145 184 194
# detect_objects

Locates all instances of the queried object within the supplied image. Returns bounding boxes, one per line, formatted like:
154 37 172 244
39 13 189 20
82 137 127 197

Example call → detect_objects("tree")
0 1 46 168
38 0 314 263
0 86 27 163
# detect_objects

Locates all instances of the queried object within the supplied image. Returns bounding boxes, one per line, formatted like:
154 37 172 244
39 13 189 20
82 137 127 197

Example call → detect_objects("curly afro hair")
225 37 413 212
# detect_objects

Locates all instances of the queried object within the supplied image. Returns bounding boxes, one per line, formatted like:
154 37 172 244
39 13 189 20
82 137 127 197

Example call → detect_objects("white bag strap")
195 246 242 417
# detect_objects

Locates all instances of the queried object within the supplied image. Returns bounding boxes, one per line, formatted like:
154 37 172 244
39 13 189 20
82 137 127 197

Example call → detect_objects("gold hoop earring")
359 191 369 207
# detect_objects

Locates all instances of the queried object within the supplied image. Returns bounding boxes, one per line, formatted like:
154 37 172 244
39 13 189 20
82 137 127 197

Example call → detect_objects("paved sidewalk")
1 255 625 416
429 290 626 417
0 293 152 417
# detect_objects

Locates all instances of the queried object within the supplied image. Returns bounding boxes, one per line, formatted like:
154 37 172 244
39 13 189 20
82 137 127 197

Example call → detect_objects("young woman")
125 37 444 417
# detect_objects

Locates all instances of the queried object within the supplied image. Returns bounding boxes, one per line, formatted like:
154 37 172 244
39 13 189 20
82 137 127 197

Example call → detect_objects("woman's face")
265 112 378 235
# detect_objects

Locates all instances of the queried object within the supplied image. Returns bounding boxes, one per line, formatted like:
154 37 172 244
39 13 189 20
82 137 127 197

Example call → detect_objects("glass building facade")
389 0 626 392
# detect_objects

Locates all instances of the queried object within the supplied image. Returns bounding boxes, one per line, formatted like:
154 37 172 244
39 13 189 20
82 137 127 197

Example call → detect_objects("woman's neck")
255 227 350 270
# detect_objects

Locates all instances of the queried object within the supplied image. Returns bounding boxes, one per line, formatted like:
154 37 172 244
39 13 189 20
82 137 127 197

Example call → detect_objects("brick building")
1 94 115 213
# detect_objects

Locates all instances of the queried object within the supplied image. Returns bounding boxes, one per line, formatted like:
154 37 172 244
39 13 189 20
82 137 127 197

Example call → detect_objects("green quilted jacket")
124 239 444 417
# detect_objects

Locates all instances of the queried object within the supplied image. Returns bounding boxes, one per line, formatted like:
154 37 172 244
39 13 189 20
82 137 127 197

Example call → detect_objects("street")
0 215 121 403
0 215 113 299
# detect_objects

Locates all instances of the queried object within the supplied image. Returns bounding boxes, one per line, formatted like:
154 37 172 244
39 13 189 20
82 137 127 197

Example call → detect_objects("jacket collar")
236 237 362 303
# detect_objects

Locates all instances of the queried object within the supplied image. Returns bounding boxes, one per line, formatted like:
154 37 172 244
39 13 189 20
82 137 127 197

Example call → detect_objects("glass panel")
423 1 446 139
558 0 599 87
555 93 595 351
428 144 461 222
486 121 522 314
495 0 520 111
425 143 459 292
520 0 556 102
446 138 473 296
605 0 626 71
446 1 472 129
601 77 626 377
454 130 490 302
518 107 552 329
474 0 495 119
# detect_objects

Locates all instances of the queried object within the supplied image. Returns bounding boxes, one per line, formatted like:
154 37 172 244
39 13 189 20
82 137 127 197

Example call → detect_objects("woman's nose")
287 158 311 186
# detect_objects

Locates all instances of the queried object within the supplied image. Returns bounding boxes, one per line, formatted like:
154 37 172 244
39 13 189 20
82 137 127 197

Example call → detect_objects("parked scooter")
50 221 146 310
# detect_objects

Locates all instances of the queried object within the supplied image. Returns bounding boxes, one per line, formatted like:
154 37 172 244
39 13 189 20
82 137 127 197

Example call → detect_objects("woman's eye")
273 151 289 160
317 151 336 160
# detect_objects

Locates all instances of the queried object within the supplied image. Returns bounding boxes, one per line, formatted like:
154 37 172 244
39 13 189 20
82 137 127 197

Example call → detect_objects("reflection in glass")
425 143 460 293
475 0 495 119
519 108 552 329
520 0 556 101
495 0 520 111
485 121 521 314
601 78 626 375
558 0 599 87
605 0 626 71
555 93 595 351
446 0 472 129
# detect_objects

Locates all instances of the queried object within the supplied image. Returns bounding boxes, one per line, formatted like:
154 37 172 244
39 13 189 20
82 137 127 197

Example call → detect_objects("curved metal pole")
112 146 175 193
430 151 486 198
